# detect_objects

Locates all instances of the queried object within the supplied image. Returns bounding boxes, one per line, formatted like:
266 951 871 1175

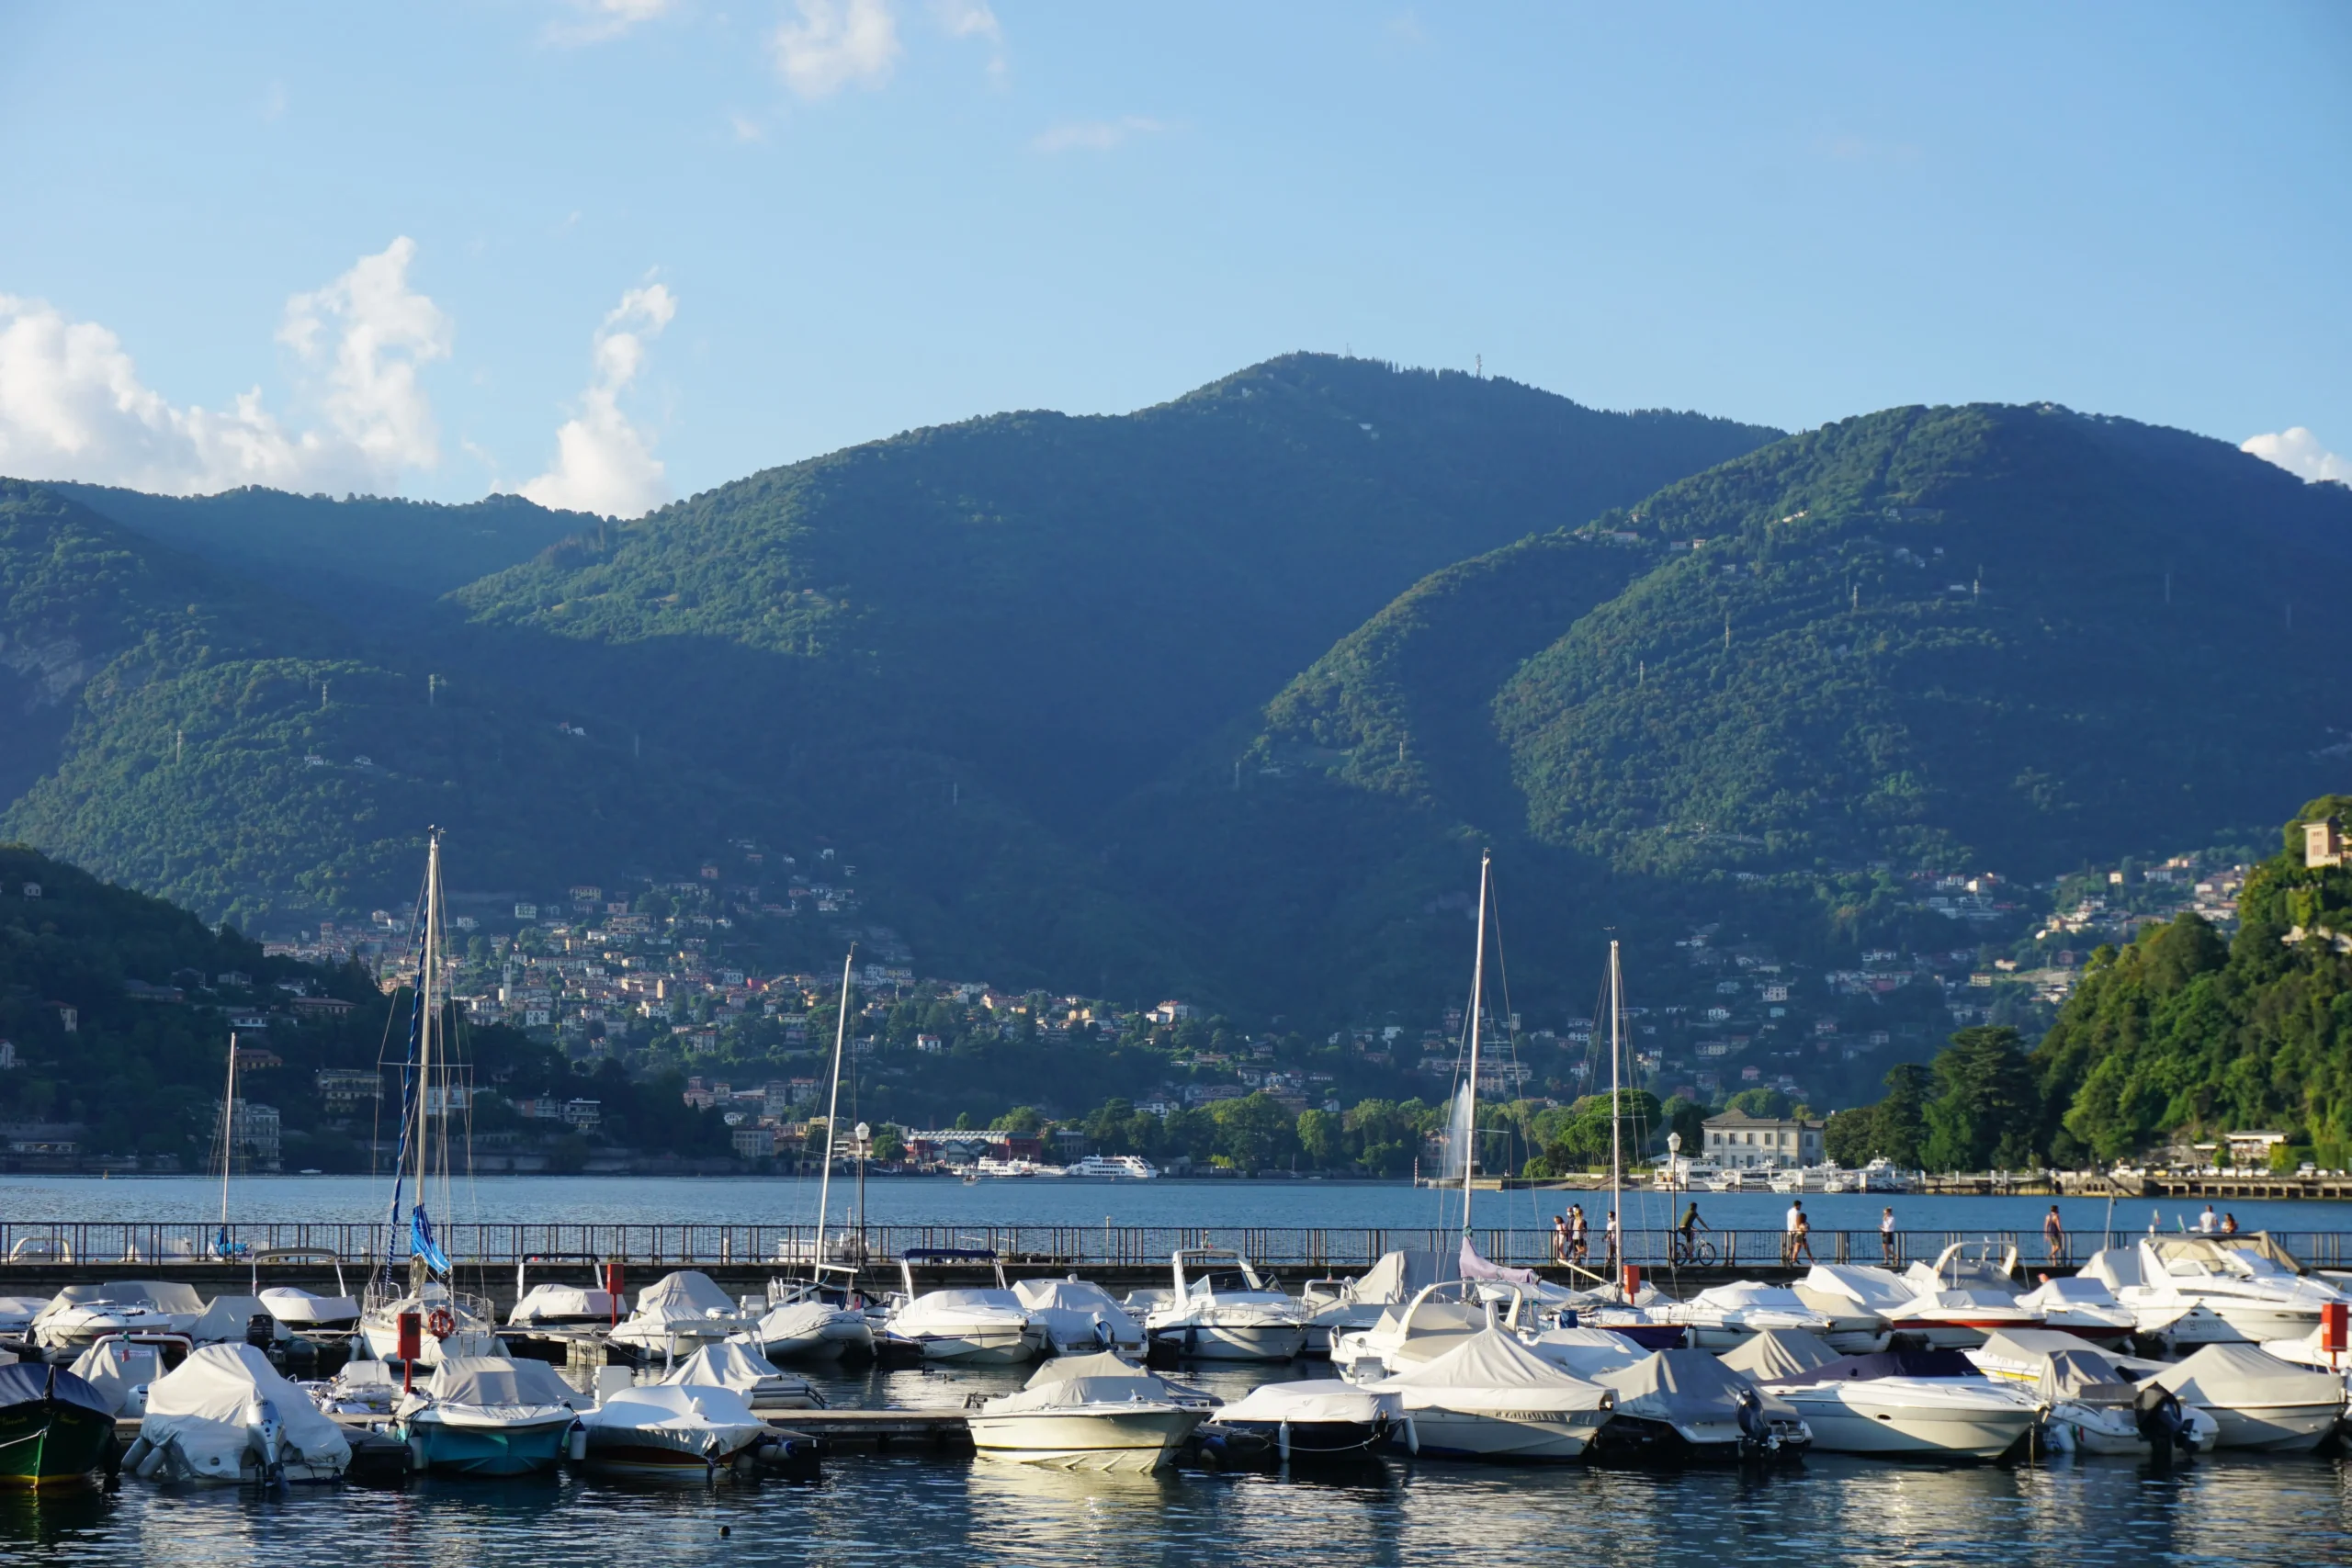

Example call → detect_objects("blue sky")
1 1 2346 513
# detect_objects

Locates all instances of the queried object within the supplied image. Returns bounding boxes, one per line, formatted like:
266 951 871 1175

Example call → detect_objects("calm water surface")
8 1451 2348 1567
4 1175 2343 1239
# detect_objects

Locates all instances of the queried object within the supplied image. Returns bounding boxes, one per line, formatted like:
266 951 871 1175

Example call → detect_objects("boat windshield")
1190 1269 1259 1297
2149 1235 2301 1280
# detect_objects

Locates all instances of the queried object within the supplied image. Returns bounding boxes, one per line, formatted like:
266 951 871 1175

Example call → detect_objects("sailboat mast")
815 946 855 1263
219 1029 239 1241
1462 851 1489 1236
412 829 440 1293
1609 938 1623 1266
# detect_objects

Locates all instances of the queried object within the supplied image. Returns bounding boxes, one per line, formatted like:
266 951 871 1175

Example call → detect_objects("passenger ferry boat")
1063 1155 1159 1179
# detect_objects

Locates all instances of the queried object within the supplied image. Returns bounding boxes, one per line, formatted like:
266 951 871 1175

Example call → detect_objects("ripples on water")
9 1440 2348 1566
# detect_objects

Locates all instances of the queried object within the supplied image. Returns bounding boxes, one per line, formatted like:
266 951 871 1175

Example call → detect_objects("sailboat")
1452 852 1537 1292
357 830 501 1370
752 947 876 1359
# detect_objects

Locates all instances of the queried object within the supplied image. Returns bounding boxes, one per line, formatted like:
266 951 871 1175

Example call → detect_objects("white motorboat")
0 1295 49 1340
2259 1325 2352 1391
1366 1327 1614 1461
396 1355 585 1475
1651 1282 1841 1351
1521 1325 1654 1381
259 1287 361 1335
2113 1235 2350 1345
1755 1348 2039 1461
31 1281 205 1351
2147 1342 2348 1451
1012 1276 1148 1358
2077 1247 2240 1349
1797 1263 2035 1349
1198 1380 1401 1466
1332 1281 1531 1382
608 1271 753 1365
881 1249 1043 1365
2009 1274 2138 1348
124 1343 352 1484
967 1352 1208 1472
1587 1349 1811 1464
2030 1347 2213 1456
582 1382 775 1477
1300 1250 1455 1357
1062 1155 1159 1179
1142 1248 1308 1363
662 1342 823 1410
308 1359 401 1417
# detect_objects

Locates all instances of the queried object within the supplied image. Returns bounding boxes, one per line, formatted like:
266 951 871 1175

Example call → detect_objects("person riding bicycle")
1678 1201 1710 1261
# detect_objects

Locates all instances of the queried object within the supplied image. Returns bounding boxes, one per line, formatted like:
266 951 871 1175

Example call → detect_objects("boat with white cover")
966 1351 1208 1472
661 1342 823 1410
608 1271 753 1365
1650 1282 1843 1351
1300 1250 1455 1357
125 1343 351 1484
1366 1326 1614 1461
507 1258 624 1333
396 1355 585 1475
1752 1348 2039 1461
1796 1263 2035 1349
2008 1273 2137 1347
1142 1248 1308 1363
882 1249 1043 1365
308 1359 401 1417
2146 1342 2348 1451
1586 1349 1810 1464
2076 1247 2240 1349
67 1337 174 1416
1521 1325 1654 1381
32 1282 205 1351
187 1295 289 1347
1717 1326 1841 1383
581 1382 775 1477
746 1268 875 1361
1198 1380 1401 1467
2030 1346 2211 1456
1012 1276 1148 1357
1331 1281 1533 1382
258 1287 361 1335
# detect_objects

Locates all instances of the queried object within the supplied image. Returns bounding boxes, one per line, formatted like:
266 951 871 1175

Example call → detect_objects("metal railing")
5 1221 2344 1272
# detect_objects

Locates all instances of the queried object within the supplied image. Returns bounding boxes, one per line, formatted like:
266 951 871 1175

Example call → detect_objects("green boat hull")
0 1400 118 1490
404 1415 573 1476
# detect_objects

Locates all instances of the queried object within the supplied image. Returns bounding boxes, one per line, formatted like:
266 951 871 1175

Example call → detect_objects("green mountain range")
6 356 2349 1054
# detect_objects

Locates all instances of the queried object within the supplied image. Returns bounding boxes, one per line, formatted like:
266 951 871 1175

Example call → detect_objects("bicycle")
1672 1234 1717 1267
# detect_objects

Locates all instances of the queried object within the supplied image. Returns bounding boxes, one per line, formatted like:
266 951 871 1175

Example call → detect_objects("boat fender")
121 1435 154 1476
2041 1417 2075 1455
1403 1416 1419 1456
408 1433 428 1472
1277 1420 1291 1462
568 1423 589 1463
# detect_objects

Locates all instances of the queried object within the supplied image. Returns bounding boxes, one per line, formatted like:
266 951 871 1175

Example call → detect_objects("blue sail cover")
411 1205 454 1276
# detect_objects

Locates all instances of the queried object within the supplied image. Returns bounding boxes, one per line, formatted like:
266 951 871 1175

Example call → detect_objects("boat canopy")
1369 1326 1611 1412
983 1351 1177 1413
1214 1380 1401 1426
585 1382 769 1445
512 1284 614 1323
1591 1348 1762 1423
662 1342 806 1396
1799 1264 1917 1313
1691 1282 1823 1314
1777 1348 1984 1383
188 1295 277 1344
2080 1248 2143 1290
1335 1250 1455 1306
632 1271 739 1320
2017 1275 2124 1309
0 1360 112 1421
1012 1278 1127 1314
1524 1327 1650 1379
140 1344 351 1472
1457 1239 1538 1286
259 1286 361 1325
2037 1348 2139 1408
425 1356 583 1410
2150 1343 2346 1409
1718 1328 1840 1382
67 1338 164 1414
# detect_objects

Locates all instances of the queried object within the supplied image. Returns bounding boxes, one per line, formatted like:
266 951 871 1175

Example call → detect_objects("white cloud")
545 0 678 46
520 284 677 518
773 0 900 97
1031 116 1170 154
931 0 1004 77
2242 427 2351 485
0 237 449 495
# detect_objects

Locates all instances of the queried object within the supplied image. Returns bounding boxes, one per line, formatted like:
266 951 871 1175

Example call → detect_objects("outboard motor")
1735 1388 1773 1456
2136 1384 2193 1455
243 1392 286 1486
247 1314 277 1352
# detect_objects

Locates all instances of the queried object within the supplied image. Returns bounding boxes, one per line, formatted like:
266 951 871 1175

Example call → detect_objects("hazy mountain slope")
1498 403 2352 877
450 354 1781 830
47 483 591 621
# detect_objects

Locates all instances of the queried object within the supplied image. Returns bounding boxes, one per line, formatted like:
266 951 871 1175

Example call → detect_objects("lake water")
10 1448 2350 1567
4 1174 2341 1240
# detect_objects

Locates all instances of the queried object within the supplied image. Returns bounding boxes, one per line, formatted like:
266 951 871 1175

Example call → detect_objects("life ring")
425 1306 456 1339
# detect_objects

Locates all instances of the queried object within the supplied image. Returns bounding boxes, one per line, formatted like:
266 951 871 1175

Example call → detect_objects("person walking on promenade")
1553 1213 1569 1263
1603 1210 1622 1273
1784 1198 1804 1267
1880 1206 1897 1264
2043 1205 2067 1265
1791 1201 1815 1265
1569 1205 1589 1267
